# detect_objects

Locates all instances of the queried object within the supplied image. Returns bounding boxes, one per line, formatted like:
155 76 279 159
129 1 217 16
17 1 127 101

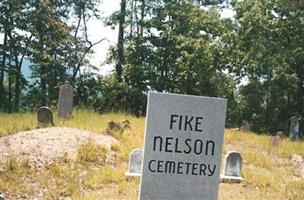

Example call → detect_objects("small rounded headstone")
239 122 251 132
269 135 280 147
276 131 285 138
0 192 4 200
125 149 143 176
224 151 242 177
37 106 54 126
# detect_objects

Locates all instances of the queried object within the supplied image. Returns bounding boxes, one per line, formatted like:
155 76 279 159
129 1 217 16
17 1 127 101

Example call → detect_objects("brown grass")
0 111 303 199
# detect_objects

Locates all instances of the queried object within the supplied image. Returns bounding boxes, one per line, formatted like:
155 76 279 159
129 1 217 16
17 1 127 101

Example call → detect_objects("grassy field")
0 110 304 199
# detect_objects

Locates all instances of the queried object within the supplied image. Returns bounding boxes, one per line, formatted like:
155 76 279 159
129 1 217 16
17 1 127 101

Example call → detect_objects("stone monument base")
125 172 141 177
220 175 244 183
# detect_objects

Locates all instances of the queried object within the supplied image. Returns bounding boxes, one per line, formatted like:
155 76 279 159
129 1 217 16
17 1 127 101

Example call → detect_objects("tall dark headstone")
58 83 73 118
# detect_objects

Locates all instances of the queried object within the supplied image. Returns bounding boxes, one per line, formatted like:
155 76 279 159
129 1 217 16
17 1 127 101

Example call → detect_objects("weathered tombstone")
220 151 244 183
0 192 4 200
125 149 143 177
269 135 280 147
276 131 285 138
37 106 54 126
289 116 300 141
239 121 251 132
58 83 73 118
139 92 227 200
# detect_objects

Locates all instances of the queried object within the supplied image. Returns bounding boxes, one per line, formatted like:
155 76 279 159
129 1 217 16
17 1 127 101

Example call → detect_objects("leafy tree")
231 0 304 133
0 0 103 112
0 0 33 112
117 0 237 119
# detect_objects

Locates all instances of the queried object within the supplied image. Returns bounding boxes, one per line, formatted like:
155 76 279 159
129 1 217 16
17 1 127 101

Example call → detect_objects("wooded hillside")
1 0 304 134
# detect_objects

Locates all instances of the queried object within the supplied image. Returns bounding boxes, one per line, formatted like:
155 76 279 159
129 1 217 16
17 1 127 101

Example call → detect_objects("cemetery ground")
0 111 304 200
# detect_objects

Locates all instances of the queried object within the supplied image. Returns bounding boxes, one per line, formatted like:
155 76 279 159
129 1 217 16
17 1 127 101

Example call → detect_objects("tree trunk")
157 49 169 92
48 63 54 105
130 0 134 36
10 33 32 112
134 0 140 36
41 64 48 106
297 73 304 116
7 30 21 112
140 0 145 37
0 32 8 111
8 57 12 113
14 54 20 112
116 0 126 82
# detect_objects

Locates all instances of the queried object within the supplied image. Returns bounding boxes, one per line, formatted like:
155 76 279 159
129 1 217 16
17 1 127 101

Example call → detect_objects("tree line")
0 0 304 135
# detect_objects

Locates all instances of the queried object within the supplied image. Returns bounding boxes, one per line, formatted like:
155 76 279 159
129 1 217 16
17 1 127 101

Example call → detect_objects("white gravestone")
125 149 143 177
220 151 244 183
0 192 4 200
58 83 73 118
139 92 227 200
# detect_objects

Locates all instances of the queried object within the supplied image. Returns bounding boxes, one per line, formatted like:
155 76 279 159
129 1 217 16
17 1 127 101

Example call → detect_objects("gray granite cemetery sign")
58 83 73 118
139 92 227 200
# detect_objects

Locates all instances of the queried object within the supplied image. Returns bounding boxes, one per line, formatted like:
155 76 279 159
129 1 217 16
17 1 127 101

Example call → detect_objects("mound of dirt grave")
0 127 119 168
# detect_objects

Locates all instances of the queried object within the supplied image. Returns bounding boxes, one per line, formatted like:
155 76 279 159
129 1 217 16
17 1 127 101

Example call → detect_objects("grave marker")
58 83 73 118
269 135 280 147
139 92 227 200
220 151 244 183
289 115 300 141
0 192 4 200
239 121 251 132
125 149 143 177
37 106 54 126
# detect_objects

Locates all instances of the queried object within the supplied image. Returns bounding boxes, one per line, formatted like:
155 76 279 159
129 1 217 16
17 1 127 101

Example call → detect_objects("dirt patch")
0 127 119 168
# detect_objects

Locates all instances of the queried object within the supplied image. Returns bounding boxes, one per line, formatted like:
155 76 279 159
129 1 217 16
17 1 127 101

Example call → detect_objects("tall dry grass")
0 111 303 199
